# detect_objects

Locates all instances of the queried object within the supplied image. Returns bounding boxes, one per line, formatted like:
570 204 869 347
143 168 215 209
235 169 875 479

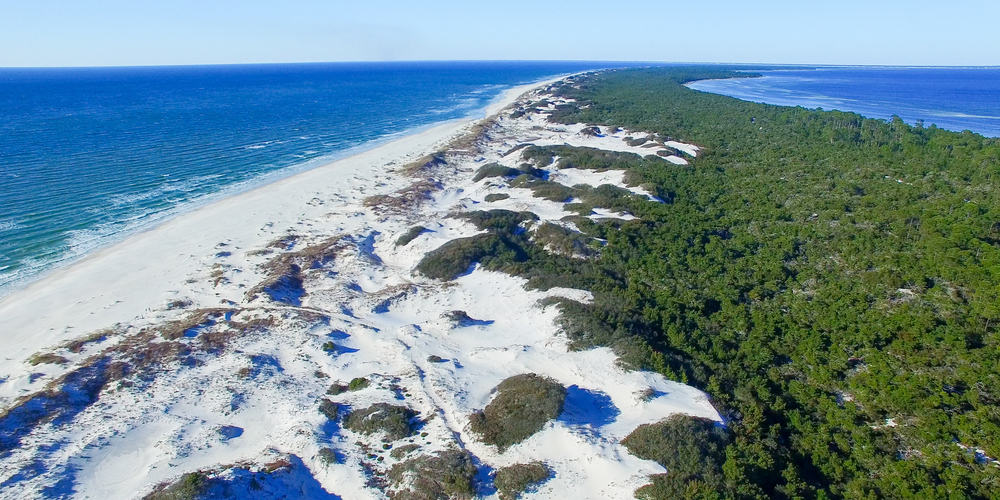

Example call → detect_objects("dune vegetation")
496 68 1000 498
468 374 567 451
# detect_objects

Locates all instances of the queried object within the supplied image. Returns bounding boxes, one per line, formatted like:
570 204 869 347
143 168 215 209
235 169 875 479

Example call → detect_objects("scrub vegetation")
538 68 1000 498
144 472 208 500
468 374 566 451
493 462 552 500
422 67 1000 498
395 225 428 247
343 403 418 441
621 415 730 499
387 450 477 500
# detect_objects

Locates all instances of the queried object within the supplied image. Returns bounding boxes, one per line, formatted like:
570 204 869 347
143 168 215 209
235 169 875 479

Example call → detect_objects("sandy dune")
0 75 712 499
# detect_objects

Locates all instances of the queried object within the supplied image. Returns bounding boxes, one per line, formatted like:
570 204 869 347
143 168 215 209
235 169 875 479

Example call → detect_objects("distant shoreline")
686 66 1000 137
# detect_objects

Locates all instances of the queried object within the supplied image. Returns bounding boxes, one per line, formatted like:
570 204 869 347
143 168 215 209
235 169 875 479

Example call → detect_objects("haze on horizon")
1 0 998 68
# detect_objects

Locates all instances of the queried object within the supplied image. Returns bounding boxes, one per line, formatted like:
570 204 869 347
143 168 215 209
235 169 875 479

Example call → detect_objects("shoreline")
0 68 727 499
0 75 571 301
685 67 1000 137
0 75 568 381
2 63 994 499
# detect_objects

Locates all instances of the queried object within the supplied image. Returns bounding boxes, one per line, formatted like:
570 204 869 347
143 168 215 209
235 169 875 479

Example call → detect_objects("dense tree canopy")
547 67 1000 498
446 67 1000 498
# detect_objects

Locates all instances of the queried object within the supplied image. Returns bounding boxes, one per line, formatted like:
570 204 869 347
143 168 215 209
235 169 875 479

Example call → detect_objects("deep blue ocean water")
0 61 621 294
3 64 999 296
687 67 1000 137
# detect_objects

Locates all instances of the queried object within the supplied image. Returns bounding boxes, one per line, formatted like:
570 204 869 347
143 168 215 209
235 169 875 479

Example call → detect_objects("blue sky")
1 0 998 67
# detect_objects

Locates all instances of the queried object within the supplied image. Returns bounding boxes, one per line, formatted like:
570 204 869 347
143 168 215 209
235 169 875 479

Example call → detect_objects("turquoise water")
687 66 1000 137
7 63 996 297
0 61 622 295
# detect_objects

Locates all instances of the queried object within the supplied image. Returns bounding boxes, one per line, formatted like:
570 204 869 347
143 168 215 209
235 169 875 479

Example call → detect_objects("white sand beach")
0 74 714 499
0 79 553 387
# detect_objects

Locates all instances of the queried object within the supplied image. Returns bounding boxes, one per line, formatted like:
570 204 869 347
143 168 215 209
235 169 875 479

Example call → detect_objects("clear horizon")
2 0 998 68
4 60 1000 71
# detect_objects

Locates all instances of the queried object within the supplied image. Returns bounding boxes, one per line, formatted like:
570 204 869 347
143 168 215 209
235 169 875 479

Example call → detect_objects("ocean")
686 66 1000 137
4 64 999 297
0 61 618 295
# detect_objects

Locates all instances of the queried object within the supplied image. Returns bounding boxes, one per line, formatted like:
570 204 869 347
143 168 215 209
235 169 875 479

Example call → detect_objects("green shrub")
348 377 370 391
559 214 618 237
343 403 417 441
520 146 556 167
390 443 420 459
548 297 621 350
621 414 729 473
396 226 428 247
144 472 208 500
509 176 575 202
473 163 521 182
416 233 526 281
575 183 636 209
468 374 566 451
525 144 644 171
621 415 729 497
529 182 576 202
515 163 546 178
531 98 551 109
533 222 598 258
458 209 537 233
494 462 551 500
633 473 722 500
484 193 510 202
387 450 476 500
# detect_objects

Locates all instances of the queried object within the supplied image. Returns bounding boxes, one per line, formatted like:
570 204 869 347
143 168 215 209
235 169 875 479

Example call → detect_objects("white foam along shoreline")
0 75 568 388
0 75 577 301
0 70 726 499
